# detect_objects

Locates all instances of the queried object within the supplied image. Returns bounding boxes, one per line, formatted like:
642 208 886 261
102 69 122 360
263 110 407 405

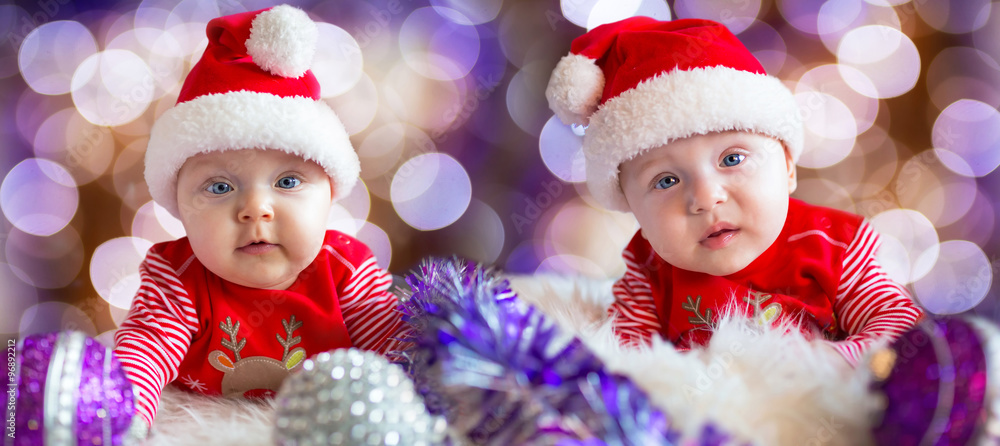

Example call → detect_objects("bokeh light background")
1 0 998 343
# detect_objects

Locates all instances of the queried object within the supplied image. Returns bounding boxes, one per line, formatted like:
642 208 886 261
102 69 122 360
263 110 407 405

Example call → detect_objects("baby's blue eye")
722 153 745 167
276 176 301 189
207 182 231 194
655 176 678 190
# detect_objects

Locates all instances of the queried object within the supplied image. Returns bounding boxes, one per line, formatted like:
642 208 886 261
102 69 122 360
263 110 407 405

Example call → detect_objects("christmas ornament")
869 316 994 445
14 331 135 446
395 257 698 445
273 348 446 446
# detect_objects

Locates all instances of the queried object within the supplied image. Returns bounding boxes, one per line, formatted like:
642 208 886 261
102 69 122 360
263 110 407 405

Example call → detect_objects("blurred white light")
71 49 155 126
674 0 762 34
506 62 549 136
135 0 179 29
339 179 372 222
106 27 185 101
382 61 462 134
797 65 879 135
153 201 186 238
167 0 227 27
357 122 410 179
914 240 992 314
313 23 364 97
1 158 78 236
18 21 98 95
561 0 600 28
932 99 1000 177
537 254 606 278
327 204 360 236
634 0 673 21
817 0 900 55
798 91 858 140
895 153 976 228
132 200 182 244
837 26 920 98
870 209 940 284
391 153 472 231
325 73 378 135
431 0 503 25
543 199 636 277
32 108 114 186
587 0 642 29
355 222 392 269
20 302 97 337
539 115 586 183
90 237 154 310
796 92 856 169
399 7 480 81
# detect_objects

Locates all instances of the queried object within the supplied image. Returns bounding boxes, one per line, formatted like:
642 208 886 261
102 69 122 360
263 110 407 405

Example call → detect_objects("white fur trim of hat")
584 65 802 212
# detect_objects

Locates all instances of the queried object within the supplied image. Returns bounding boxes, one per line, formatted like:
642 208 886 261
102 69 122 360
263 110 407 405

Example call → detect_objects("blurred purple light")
932 99 1000 177
399 7 480 81
1 158 78 236
18 20 98 95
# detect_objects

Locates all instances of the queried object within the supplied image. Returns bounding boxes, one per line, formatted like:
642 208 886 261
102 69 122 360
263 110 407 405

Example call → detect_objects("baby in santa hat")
546 17 922 365
114 5 406 434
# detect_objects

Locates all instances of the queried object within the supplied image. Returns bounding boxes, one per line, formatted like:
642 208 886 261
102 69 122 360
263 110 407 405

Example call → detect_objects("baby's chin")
658 250 758 276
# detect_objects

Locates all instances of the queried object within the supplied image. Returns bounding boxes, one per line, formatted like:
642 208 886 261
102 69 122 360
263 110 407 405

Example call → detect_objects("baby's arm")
113 251 198 428
608 249 663 348
830 222 924 365
336 247 407 354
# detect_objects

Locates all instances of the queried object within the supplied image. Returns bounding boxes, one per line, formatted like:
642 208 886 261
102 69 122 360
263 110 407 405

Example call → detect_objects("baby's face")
619 131 796 276
175 149 333 290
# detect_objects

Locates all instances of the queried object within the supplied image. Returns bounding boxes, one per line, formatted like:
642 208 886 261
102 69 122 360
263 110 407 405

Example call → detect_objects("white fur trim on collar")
583 66 803 212
145 91 359 218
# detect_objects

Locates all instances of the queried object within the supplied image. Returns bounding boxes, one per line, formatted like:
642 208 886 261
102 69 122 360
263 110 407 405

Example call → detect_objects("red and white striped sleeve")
113 251 199 428
830 222 924 365
608 248 663 348
336 253 408 354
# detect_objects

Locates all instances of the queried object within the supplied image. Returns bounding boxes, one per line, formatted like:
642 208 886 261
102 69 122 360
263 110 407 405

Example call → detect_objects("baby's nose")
238 190 274 222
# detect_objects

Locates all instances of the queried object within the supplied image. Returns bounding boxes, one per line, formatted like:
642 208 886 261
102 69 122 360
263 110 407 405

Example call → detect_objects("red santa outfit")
609 198 923 364
545 18 923 362
115 230 403 426
114 6 401 430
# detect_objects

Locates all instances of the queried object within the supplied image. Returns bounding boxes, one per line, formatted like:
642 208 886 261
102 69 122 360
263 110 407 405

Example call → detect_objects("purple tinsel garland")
394 257 728 445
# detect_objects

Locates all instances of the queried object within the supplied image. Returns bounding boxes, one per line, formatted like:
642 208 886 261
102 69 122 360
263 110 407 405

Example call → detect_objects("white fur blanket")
145 274 879 445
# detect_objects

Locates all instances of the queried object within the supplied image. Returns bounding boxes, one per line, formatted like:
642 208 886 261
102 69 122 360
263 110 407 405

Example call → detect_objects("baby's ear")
785 150 797 193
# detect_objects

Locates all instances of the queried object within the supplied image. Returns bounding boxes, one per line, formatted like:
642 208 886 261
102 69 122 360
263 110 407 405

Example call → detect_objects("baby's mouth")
699 223 740 249
238 240 277 255
707 228 736 238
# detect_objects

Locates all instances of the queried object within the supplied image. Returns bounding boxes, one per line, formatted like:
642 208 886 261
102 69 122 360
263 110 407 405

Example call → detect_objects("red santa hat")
145 5 359 218
546 17 802 212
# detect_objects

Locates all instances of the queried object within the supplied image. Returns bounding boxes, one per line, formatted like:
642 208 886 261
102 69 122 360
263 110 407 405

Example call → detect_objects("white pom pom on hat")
245 5 318 78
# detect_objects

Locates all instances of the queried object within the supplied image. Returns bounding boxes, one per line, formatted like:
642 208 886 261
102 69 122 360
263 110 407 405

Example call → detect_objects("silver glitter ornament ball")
273 348 447 446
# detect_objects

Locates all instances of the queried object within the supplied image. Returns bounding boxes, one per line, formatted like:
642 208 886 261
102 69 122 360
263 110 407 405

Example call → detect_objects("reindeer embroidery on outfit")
208 315 307 399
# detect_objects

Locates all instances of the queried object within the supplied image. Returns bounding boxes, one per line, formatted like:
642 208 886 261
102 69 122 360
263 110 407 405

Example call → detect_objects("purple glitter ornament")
395 258 718 445
14 331 135 446
870 317 989 445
